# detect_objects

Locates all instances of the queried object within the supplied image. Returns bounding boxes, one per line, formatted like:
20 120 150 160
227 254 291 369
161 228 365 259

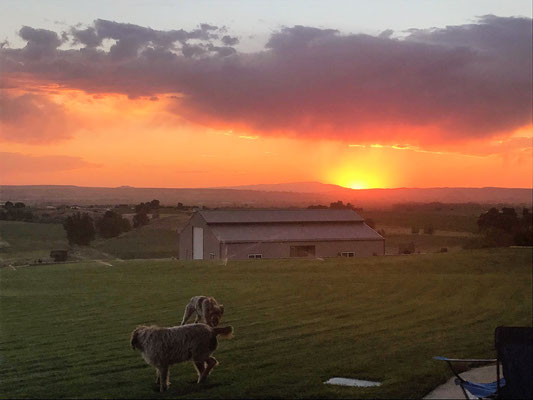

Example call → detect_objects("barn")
178 209 384 260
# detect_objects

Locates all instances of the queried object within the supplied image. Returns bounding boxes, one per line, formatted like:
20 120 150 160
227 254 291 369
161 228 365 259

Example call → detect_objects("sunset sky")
1 0 532 189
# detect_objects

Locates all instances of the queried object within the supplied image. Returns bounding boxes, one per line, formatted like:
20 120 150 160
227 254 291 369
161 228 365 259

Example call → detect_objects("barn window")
248 254 262 259
290 245 316 257
340 251 355 257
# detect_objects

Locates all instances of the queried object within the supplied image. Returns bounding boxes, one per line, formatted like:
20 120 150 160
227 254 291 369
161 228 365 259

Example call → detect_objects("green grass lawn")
1 248 531 399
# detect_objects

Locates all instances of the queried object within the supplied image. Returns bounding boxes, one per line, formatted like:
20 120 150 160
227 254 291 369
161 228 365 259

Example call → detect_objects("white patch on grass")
0 240 10 248
324 377 381 387
96 260 113 267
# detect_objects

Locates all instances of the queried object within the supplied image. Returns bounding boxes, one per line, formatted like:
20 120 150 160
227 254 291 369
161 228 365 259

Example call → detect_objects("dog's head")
205 300 224 327
130 325 150 350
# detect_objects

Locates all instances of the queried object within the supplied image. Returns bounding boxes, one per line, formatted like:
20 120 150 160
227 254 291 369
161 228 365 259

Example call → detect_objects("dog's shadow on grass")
152 381 223 395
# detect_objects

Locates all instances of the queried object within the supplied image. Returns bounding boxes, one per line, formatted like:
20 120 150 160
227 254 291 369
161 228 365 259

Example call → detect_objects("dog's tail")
213 325 234 339
130 325 145 350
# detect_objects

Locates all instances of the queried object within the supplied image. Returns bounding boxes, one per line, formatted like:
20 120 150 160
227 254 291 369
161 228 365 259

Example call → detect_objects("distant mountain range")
0 183 531 207
221 182 346 193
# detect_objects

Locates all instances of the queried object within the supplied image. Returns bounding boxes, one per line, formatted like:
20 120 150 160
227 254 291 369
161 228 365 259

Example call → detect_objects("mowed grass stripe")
1 248 531 398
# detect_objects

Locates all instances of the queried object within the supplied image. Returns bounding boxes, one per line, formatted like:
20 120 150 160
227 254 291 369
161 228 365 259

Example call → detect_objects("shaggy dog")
181 296 224 327
130 323 233 392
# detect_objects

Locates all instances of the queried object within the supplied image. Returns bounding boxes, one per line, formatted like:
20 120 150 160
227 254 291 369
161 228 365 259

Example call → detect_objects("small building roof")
198 209 364 224
210 222 382 243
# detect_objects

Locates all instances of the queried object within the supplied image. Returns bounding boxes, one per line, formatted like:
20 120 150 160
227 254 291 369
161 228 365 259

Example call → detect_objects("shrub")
411 226 419 234
63 212 96 245
424 225 435 234
133 212 150 228
96 210 131 238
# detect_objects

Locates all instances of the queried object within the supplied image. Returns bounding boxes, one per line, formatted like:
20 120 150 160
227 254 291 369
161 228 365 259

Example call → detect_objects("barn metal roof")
209 222 382 243
198 209 364 224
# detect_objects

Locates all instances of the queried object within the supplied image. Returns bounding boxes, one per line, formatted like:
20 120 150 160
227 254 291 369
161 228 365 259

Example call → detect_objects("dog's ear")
130 328 139 350
219 304 224 314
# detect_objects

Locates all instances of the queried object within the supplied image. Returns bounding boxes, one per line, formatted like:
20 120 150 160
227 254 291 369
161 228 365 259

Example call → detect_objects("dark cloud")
0 16 531 145
18 26 62 59
221 35 239 46
71 26 102 48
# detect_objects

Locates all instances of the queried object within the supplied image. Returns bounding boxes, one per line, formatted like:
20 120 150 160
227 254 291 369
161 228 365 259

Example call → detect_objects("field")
0 214 188 266
1 206 479 267
92 214 190 260
1 248 531 399
360 209 480 233
0 221 68 265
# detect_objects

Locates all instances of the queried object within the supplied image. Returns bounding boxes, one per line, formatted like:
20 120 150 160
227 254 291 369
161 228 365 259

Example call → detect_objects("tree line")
63 200 161 245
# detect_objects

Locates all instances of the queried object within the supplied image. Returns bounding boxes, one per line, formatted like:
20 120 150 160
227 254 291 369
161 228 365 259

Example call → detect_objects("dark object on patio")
434 326 533 399
50 250 68 262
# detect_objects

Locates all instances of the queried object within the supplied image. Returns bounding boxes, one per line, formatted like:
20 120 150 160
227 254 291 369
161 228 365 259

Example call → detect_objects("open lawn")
1 248 531 399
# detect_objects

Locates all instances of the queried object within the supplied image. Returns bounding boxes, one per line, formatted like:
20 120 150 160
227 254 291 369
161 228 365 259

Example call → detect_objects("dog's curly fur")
181 296 224 327
130 323 233 392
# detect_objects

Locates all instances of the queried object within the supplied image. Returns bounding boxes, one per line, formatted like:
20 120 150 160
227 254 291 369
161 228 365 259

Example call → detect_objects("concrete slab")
424 364 498 399
324 377 381 387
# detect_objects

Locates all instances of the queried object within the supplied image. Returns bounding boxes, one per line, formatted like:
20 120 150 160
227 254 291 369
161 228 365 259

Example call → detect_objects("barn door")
193 227 204 260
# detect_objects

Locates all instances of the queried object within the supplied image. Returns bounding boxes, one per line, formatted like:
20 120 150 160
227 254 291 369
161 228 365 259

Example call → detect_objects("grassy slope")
0 214 189 265
1 248 531 399
92 214 189 259
0 221 68 265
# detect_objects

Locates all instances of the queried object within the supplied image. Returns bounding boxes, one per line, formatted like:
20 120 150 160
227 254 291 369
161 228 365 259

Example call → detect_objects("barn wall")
178 213 222 260
203 228 221 260
224 239 384 260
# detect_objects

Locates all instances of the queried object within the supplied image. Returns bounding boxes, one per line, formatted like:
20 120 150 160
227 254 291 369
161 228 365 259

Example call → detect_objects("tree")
63 212 96 245
4 201 13 209
96 210 131 238
149 199 160 209
330 200 346 209
476 207 532 247
14 202 26 208
133 212 150 228
135 202 151 214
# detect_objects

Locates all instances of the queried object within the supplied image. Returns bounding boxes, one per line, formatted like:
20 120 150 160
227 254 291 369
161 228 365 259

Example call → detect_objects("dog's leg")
198 357 218 383
181 303 195 325
155 369 160 385
194 361 205 382
159 366 169 392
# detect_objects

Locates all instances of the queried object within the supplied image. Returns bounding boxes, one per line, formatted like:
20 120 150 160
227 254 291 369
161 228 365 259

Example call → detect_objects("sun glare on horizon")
331 171 383 190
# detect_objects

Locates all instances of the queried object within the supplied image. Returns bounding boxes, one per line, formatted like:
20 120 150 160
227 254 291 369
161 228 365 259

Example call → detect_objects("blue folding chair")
434 326 532 399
